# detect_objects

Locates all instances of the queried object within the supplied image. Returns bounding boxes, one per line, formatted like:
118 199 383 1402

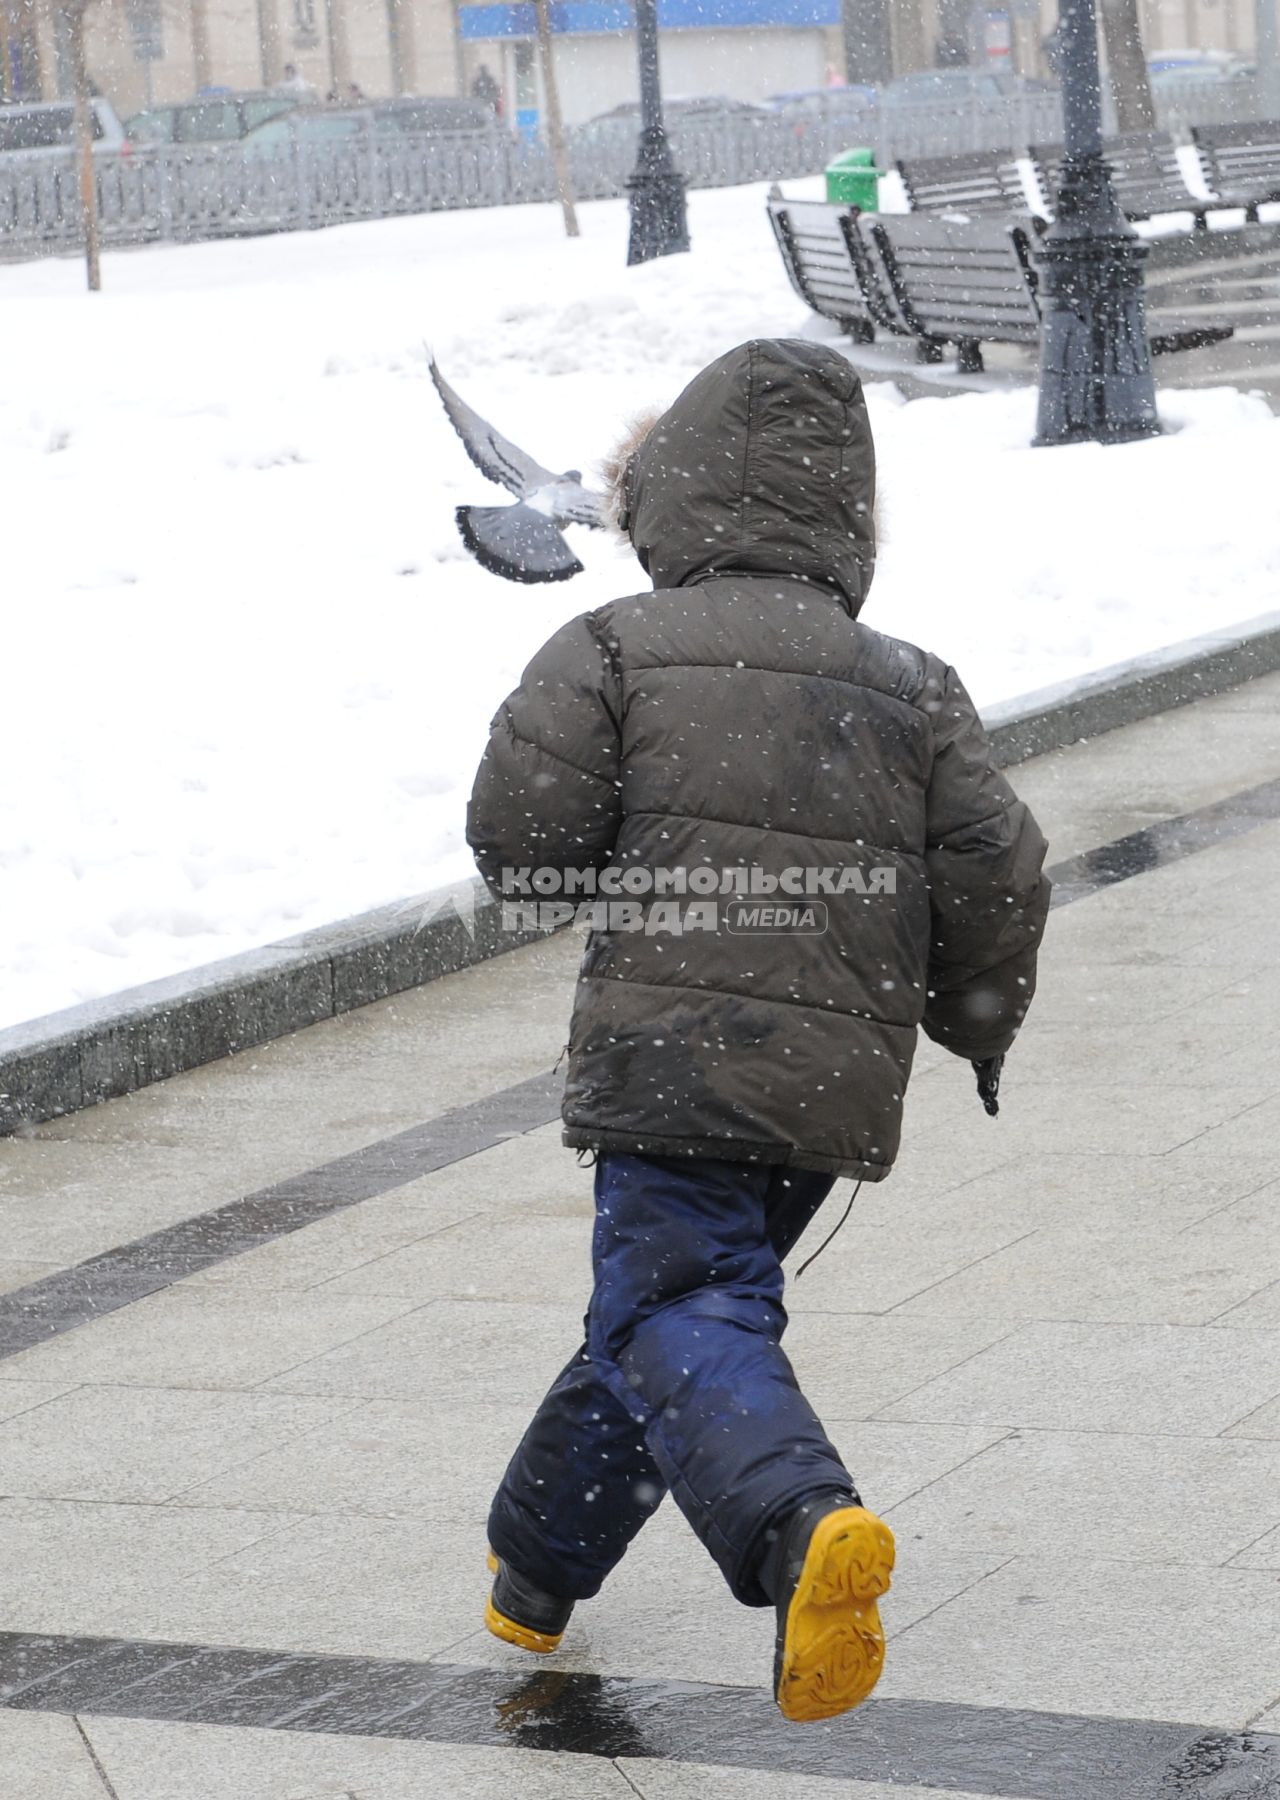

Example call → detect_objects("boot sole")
776 1505 895 1724
483 1547 565 1656
483 1593 565 1655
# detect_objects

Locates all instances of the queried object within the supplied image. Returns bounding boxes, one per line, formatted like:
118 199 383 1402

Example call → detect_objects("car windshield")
174 102 242 143
125 109 175 144
297 112 369 141
376 101 490 133
242 98 296 129
0 106 102 150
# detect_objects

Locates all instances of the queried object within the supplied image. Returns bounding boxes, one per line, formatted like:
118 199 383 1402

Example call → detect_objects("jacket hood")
623 338 876 614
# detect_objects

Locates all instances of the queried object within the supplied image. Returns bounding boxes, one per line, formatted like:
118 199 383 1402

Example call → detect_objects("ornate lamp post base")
626 132 689 267
1034 153 1160 446
625 0 689 267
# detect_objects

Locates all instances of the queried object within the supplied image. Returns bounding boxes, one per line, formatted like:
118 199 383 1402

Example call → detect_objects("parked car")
239 107 375 155
1146 51 1254 85
124 93 298 146
364 96 499 136
239 97 501 160
585 95 771 126
572 95 771 156
879 68 1055 106
766 85 878 113
0 97 126 156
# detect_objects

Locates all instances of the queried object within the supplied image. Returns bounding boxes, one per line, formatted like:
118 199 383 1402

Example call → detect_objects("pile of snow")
2 181 1277 1029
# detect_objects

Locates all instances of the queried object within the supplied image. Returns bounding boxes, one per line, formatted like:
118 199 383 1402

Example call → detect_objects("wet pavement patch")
1 1630 1277 1797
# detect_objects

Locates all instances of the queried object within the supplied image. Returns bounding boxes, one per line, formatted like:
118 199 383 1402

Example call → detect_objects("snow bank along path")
2 180 1277 1029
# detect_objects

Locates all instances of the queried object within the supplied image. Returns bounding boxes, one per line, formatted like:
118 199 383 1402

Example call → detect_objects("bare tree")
1098 0 1156 132
533 0 579 238
56 0 103 290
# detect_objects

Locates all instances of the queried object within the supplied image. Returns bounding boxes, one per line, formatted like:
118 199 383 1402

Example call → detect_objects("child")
467 338 1050 1722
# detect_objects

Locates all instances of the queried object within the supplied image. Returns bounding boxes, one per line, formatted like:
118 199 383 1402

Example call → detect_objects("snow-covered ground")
3 180 1278 1030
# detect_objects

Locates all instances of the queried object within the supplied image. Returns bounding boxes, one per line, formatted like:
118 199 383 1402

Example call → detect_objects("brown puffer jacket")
467 339 1050 1180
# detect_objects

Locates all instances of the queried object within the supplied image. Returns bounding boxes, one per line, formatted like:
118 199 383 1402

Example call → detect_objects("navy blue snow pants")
487 1152 856 1609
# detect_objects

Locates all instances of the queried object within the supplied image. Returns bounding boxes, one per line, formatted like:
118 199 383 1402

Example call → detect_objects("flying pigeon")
429 356 606 583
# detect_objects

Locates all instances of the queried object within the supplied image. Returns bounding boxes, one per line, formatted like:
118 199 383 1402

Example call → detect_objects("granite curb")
4 606 1279 1135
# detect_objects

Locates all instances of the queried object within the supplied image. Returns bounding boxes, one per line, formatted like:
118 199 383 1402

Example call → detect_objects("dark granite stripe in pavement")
1 1630 1278 1798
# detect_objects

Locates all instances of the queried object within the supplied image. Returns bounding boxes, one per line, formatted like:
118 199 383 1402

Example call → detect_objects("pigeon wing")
429 356 559 500
456 503 585 584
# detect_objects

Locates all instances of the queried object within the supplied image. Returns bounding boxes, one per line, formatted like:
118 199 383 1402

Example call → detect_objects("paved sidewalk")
3 677 1280 1799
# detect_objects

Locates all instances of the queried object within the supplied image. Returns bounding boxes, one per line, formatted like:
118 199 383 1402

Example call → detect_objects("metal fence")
0 80 1267 260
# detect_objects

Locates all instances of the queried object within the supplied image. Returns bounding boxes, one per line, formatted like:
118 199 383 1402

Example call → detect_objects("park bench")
767 198 876 342
895 149 1032 216
1190 119 1280 219
767 195 1235 373
867 210 1235 370
1029 130 1250 229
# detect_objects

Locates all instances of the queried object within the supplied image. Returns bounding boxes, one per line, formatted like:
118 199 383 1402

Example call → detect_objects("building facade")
1 0 1270 122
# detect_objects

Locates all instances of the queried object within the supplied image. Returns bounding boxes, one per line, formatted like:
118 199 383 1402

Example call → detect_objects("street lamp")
1033 0 1159 444
626 0 689 266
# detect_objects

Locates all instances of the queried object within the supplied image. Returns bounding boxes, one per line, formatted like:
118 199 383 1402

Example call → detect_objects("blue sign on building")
459 0 840 38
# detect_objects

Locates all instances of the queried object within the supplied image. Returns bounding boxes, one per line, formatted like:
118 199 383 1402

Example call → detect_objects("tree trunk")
534 0 579 239
1098 0 1156 132
191 0 212 91
1 1 15 103
67 1 101 292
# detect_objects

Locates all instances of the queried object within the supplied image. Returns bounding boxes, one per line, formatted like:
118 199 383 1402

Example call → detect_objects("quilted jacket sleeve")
921 664 1051 1060
466 611 624 898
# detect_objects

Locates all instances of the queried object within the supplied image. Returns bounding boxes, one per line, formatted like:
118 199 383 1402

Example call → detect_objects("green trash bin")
825 147 879 211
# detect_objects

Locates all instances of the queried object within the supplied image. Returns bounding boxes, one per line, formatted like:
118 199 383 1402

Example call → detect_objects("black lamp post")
1033 0 1159 444
626 0 689 266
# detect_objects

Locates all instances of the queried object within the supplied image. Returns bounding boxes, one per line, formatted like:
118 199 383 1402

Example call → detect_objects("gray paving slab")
0 1497 302 1637
617 1762 997 1800
889 1224 1280 1326
173 1397 536 1521
853 1149 1278 1238
1213 1279 1280 1327
83 1515 504 1662
1229 1393 1280 1439
81 1714 633 1800
905 1077 1273 1161
259 1297 589 1409
772 1220 1031 1316
316 1209 597 1306
1 1287 419 1391
0 1139 261 1268
0 1385 352 1504
0 1259 62 1296
172 1190 485 1293
0 1378 73 1424
873 1320 1280 1437
1230 1522 1280 1567
877 1555 1280 1727
882 1429 1280 1565
0 1709 108 1800
759 1313 1014 1420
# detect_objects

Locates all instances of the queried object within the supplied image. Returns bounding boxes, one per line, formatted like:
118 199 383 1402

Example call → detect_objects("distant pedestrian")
470 61 501 115
468 338 1050 1723
276 62 314 96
